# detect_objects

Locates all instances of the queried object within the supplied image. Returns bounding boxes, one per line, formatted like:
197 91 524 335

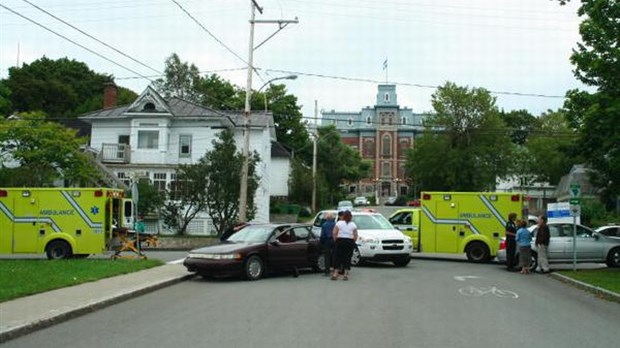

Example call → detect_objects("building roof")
271 141 292 158
78 86 276 138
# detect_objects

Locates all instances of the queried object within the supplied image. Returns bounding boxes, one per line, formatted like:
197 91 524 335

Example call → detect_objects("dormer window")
348 118 353 126
143 102 156 111
366 116 371 126
384 93 390 102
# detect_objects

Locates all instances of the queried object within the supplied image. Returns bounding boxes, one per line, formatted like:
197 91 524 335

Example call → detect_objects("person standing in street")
505 212 518 271
535 215 551 273
331 209 358 281
319 212 336 275
515 220 532 274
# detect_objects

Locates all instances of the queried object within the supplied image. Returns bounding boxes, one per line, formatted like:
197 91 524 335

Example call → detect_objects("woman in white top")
331 210 358 280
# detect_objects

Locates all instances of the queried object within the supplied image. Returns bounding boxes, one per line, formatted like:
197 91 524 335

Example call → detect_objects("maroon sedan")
183 223 326 280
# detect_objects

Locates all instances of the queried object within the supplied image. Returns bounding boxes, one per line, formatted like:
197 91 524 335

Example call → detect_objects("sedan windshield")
352 214 394 230
227 226 274 243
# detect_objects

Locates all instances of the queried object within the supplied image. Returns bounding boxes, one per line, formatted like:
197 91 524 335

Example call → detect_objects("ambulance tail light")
94 190 103 197
0 190 7 197
422 194 431 200
511 195 520 202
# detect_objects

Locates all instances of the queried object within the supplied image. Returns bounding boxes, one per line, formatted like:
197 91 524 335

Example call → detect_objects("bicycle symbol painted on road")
458 286 519 299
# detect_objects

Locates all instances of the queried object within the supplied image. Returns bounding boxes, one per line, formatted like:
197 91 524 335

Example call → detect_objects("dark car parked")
184 223 326 280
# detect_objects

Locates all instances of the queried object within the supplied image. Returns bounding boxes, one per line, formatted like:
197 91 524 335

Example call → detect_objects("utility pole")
238 0 298 222
312 100 318 213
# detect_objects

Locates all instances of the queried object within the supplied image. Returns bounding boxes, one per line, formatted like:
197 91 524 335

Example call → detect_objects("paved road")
3 259 618 348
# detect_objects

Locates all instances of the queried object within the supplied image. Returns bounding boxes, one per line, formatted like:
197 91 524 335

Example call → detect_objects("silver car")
497 223 620 269
595 225 620 241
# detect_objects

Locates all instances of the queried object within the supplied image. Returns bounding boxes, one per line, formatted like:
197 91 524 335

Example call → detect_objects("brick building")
321 84 428 201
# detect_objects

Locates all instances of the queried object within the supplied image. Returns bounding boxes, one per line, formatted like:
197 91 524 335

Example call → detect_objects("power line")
0 4 155 83
20 0 162 76
169 0 248 67
265 68 566 99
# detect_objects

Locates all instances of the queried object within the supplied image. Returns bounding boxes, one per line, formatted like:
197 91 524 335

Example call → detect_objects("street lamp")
257 75 297 112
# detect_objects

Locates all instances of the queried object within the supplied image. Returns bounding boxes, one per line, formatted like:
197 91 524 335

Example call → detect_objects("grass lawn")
0 259 163 303
557 268 620 294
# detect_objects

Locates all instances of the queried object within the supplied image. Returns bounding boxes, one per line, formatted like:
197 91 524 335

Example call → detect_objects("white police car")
312 210 413 266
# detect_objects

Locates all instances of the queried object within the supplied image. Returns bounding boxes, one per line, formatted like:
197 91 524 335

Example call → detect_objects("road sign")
569 198 580 205
570 204 580 217
569 183 581 198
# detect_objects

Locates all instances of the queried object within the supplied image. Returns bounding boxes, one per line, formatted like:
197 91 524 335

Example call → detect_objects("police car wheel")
46 240 72 260
350 248 364 266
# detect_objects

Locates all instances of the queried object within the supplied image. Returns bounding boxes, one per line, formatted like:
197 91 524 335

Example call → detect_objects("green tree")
0 81 12 117
161 130 260 236
525 110 581 185
317 125 371 204
161 162 209 235
198 73 241 110
203 129 260 235
499 109 538 145
4 57 118 119
406 82 514 191
154 53 202 102
137 179 165 216
261 84 311 161
0 112 100 186
560 0 620 209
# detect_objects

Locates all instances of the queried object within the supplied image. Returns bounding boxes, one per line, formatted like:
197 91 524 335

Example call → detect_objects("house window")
366 116 372 126
143 102 156 111
153 173 167 192
118 135 129 145
382 134 392 156
138 130 159 149
384 93 390 102
348 118 353 126
179 135 192 157
402 117 407 125
116 172 131 187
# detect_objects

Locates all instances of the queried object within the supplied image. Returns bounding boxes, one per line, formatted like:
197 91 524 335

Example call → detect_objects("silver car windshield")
228 226 274 243
352 214 393 230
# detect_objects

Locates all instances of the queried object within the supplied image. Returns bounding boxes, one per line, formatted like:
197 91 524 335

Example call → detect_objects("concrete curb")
0 272 195 344
549 272 620 303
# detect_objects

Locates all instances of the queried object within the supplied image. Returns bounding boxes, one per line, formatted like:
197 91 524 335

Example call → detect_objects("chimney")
103 82 118 109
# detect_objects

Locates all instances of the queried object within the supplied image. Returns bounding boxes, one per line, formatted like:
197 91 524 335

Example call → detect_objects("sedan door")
573 225 605 260
268 227 307 270
544 225 570 260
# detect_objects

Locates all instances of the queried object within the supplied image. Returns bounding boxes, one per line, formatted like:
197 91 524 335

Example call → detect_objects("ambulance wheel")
46 240 72 260
465 242 490 263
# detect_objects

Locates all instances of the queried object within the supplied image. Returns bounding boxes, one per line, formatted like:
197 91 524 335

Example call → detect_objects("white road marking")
167 258 186 264
453 275 482 281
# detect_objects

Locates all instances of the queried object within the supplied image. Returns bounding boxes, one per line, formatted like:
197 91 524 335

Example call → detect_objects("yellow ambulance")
0 187 132 259
390 192 524 262
388 208 421 251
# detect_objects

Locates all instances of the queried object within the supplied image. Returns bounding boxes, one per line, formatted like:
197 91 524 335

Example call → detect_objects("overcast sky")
1 0 585 121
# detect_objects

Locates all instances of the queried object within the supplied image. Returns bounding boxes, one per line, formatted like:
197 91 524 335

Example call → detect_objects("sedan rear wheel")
606 247 620 268
244 255 264 281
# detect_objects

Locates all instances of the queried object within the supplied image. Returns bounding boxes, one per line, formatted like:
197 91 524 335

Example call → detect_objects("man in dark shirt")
320 212 336 275
505 212 518 271
535 215 551 273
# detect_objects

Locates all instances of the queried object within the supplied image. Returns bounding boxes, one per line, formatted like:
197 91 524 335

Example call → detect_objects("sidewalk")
0 262 195 343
